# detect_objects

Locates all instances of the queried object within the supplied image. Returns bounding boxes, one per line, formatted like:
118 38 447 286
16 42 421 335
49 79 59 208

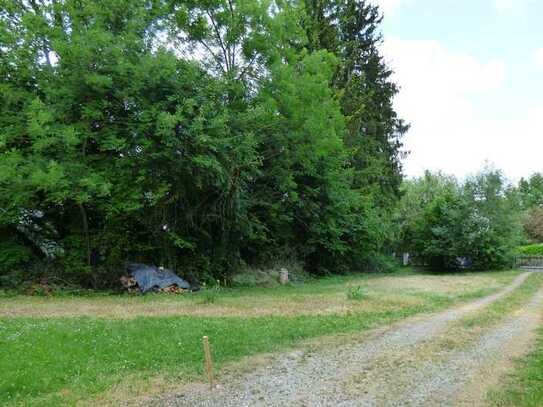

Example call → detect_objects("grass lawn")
0 269 521 406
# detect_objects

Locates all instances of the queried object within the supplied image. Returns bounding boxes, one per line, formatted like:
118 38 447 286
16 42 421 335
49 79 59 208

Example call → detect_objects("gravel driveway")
148 272 541 407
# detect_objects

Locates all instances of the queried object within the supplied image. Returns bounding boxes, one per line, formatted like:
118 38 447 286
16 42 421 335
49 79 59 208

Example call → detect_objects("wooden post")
202 336 214 389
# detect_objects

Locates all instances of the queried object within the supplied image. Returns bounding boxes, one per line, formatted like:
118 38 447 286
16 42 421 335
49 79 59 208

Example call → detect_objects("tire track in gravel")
149 272 536 407
348 286 543 406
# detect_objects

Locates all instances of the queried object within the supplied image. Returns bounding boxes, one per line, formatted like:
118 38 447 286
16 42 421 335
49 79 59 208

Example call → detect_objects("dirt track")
145 271 543 407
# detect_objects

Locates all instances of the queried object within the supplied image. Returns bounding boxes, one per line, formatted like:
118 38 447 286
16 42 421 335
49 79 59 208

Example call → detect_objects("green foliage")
0 0 406 285
303 0 408 205
364 253 400 273
516 244 543 255
198 286 222 304
398 169 522 270
0 236 33 275
516 173 543 210
522 207 543 243
346 285 364 300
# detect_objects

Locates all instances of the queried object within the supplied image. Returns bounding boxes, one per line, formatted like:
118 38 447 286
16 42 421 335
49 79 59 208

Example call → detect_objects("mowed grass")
0 270 518 318
0 269 521 406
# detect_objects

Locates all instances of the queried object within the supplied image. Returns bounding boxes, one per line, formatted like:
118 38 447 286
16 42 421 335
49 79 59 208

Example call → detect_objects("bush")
0 236 35 288
517 244 543 255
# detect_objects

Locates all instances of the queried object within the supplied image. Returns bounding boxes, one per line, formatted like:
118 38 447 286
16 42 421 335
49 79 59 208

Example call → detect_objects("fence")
515 256 543 270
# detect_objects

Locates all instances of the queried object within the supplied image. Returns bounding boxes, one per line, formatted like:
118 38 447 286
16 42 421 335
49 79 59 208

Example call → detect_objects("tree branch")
206 9 230 72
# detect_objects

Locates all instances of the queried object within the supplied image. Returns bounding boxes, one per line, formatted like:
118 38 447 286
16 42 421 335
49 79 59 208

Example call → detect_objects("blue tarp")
127 263 191 293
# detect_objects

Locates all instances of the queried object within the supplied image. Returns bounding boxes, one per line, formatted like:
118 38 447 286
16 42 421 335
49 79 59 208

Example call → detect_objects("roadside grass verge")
480 273 543 407
459 272 543 331
0 270 521 406
420 272 543 355
488 327 543 407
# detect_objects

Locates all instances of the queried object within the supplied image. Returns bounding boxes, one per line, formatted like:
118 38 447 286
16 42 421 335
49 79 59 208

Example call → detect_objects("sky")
372 0 543 180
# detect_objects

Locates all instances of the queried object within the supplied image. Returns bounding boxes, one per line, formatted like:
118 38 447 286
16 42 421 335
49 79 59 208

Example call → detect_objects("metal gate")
515 256 543 270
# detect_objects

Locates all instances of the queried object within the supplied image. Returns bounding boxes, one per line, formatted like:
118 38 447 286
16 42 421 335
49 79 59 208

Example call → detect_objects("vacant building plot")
1 270 542 406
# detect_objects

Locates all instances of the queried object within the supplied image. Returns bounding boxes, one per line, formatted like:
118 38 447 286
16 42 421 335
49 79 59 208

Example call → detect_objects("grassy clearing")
488 328 543 407
0 269 517 318
0 269 520 406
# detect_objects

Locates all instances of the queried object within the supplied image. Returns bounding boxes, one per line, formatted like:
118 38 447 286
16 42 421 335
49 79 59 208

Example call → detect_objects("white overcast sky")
373 0 543 180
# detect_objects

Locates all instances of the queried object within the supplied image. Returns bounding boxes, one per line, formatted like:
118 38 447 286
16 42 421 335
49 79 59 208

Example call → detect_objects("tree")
396 171 458 251
302 0 408 206
0 0 409 286
0 0 259 284
398 169 522 270
460 169 522 269
523 207 543 243
517 173 543 210
398 172 462 268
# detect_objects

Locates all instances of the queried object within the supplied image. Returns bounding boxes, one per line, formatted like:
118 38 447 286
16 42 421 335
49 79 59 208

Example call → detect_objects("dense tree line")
513 173 543 243
396 169 529 270
0 0 406 286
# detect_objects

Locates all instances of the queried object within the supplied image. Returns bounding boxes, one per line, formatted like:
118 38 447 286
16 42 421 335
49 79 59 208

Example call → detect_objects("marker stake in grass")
202 336 215 389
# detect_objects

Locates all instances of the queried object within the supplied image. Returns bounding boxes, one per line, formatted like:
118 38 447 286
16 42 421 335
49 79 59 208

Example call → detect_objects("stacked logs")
159 285 189 294
119 275 139 293
119 275 188 294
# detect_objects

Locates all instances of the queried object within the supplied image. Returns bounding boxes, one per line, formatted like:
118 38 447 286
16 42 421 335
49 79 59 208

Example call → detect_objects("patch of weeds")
347 286 364 301
198 286 221 304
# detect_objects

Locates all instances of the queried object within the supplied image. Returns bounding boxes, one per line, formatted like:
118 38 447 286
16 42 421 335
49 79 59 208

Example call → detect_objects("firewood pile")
119 274 189 294
120 263 194 294
159 285 189 294
119 275 139 293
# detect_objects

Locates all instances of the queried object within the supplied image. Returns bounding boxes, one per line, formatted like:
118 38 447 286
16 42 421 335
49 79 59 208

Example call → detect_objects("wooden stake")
202 336 214 389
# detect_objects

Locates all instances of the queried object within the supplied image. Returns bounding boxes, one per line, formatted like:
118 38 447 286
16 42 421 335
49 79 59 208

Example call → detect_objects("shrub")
517 244 543 256
0 236 34 288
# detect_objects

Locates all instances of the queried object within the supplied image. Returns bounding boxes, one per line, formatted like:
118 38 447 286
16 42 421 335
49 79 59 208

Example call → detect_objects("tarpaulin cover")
127 263 191 293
